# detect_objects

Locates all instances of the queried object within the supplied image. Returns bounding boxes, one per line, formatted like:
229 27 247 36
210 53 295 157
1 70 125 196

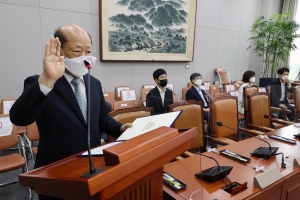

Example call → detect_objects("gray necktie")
71 78 87 121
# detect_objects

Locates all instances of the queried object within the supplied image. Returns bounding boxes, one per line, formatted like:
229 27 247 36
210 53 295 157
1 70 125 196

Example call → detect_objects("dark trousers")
278 103 295 121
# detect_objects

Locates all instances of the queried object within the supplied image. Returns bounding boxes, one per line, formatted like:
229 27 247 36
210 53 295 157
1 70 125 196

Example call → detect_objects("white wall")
0 0 280 101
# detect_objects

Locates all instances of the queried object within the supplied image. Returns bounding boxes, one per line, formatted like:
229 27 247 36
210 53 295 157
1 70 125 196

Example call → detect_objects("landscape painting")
100 0 197 61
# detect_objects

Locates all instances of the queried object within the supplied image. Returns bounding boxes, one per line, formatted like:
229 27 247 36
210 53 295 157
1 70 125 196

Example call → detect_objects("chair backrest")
173 94 179 103
109 107 153 124
209 85 220 96
258 87 266 93
229 90 239 97
210 96 238 139
113 100 138 111
243 85 258 110
166 83 174 91
141 88 152 101
188 82 193 88
294 86 300 110
168 100 205 151
203 81 211 90
120 89 137 101
214 93 230 97
0 114 18 150
142 84 155 89
103 91 115 110
247 93 271 128
0 98 17 114
224 85 235 93
26 122 39 141
182 87 189 101
219 71 231 85
115 86 131 101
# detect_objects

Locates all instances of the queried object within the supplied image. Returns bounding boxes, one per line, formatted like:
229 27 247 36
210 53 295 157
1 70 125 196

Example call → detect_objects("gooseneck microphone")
80 60 102 178
216 122 279 159
195 153 233 182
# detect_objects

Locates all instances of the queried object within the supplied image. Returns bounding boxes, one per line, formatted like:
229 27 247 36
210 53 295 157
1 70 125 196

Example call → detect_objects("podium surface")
19 127 197 200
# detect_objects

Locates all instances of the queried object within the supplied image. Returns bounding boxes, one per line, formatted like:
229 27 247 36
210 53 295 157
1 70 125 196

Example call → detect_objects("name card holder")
253 167 282 189
293 157 300 167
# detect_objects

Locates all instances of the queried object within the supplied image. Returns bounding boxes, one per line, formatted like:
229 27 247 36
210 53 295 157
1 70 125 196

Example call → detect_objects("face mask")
159 79 168 87
281 75 288 81
64 56 97 77
195 79 202 86
249 77 255 83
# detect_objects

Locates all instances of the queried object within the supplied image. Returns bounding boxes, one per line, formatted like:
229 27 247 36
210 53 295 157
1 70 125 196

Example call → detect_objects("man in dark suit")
10 25 132 200
186 73 210 121
270 67 295 120
146 69 173 115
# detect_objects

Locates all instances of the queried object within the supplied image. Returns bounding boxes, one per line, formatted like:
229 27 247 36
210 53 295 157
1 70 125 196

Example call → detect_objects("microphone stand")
80 60 103 178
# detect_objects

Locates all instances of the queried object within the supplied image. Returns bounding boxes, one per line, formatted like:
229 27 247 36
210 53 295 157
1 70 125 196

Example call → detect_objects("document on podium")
117 111 182 141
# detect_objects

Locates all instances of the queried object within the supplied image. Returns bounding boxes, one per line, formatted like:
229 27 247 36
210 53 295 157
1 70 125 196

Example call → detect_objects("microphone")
216 122 279 159
80 60 102 178
195 153 233 182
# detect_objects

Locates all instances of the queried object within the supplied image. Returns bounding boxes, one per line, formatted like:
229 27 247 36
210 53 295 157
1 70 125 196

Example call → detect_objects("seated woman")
238 70 256 114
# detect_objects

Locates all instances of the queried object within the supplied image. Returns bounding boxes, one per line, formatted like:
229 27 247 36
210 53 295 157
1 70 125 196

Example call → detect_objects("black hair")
242 70 255 82
277 67 290 75
190 73 201 82
153 69 167 80
54 27 92 49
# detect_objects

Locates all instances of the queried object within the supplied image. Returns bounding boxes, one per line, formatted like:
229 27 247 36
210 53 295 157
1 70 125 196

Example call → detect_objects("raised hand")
38 37 65 88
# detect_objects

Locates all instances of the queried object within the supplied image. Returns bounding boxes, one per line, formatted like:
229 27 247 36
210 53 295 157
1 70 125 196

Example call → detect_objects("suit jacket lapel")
55 76 87 126
192 86 202 100
154 87 164 109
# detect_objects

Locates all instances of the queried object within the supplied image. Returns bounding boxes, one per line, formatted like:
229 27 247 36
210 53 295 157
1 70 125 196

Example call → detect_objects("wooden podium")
19 127 197 200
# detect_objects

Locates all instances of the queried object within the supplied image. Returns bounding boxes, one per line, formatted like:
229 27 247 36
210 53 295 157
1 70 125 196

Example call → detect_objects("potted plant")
247 12 299 87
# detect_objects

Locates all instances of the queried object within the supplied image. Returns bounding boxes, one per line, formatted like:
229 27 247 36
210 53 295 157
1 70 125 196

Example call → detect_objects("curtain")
282 0 298 18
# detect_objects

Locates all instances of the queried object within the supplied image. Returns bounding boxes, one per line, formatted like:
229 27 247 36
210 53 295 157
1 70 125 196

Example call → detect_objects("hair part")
153 68 167 80
54 27 92 49
190 73 201 82
242 70 255 82
277 67 290 75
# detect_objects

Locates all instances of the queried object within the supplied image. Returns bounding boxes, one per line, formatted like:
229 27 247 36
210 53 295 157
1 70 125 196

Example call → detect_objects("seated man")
186 73 209 121
146 69 173 115
270 67 295 121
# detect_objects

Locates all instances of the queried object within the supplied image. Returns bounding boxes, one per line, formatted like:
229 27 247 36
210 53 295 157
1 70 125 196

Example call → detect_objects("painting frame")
99 0 197 62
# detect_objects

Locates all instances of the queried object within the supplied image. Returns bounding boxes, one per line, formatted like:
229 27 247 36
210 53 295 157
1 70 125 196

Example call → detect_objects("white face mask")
281 75 288 81
195 79 202 86
64 56 97 77
249 77 255 83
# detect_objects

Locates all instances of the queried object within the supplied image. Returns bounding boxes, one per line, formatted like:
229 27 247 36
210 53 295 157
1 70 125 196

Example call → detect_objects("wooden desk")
163 125 300 200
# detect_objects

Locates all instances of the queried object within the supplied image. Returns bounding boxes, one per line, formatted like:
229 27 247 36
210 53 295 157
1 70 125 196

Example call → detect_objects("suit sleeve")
186 89 195 101
270 85 280 107
98 82 122 139
146 90 157 115
10 75 48 126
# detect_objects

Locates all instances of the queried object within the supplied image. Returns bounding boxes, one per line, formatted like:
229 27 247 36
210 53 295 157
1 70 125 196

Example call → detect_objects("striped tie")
71 78 87 121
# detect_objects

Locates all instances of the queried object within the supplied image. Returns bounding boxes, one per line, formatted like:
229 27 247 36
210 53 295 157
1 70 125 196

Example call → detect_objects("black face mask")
159 79 168 87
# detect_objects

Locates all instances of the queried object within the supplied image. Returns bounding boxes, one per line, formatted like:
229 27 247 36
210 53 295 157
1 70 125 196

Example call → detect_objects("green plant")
247 12 299 78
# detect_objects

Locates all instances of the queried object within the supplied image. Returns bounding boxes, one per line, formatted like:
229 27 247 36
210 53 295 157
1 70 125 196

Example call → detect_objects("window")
289 4 300 80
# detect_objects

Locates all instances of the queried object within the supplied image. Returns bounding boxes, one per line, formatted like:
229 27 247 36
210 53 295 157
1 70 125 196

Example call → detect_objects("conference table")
163 124 300 200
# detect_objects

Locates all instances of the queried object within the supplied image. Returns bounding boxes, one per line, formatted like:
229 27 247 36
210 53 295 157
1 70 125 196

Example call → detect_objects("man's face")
155 74 167 84
61 31 92 58
193 76 202 83
279 71 289 80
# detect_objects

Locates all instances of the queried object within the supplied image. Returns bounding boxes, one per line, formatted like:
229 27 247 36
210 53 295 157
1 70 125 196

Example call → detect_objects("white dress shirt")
157 86 166 106
39 73 86 101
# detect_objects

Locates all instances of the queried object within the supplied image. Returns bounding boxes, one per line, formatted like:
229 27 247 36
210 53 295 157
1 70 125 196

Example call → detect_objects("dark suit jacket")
270 78 294 107
10 74 122 168
146 87 173 115
186 86 209 108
